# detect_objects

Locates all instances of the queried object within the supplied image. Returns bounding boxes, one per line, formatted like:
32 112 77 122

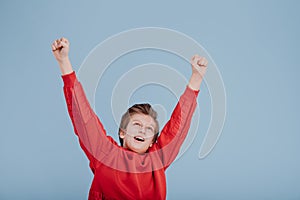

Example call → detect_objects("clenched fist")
188 55 208 90
51 37 70 63
191 54 208 78
51 37 73 75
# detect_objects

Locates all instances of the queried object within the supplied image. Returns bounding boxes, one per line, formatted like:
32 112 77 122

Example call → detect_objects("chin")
123 140 149 154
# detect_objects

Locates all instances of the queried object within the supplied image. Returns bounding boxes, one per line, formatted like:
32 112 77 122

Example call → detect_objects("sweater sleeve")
62 71 117 172
153 86 199 169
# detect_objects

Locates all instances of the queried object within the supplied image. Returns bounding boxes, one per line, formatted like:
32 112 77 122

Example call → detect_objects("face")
120 113 156 154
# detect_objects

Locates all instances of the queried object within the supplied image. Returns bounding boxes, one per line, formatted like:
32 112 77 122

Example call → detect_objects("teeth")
134 136 145 142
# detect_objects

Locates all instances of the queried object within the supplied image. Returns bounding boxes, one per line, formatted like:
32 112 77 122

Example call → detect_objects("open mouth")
134 136 145 142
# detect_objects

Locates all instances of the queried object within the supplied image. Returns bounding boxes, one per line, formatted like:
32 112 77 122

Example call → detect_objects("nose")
138 126 146 134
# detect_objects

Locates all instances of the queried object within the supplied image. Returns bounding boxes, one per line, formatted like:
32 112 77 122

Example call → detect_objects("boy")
52 37 208 200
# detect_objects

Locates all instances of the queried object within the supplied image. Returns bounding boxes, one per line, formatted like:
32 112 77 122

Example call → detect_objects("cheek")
145 137 154 145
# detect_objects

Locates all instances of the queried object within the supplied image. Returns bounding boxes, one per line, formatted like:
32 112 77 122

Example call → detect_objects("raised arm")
52 38 117 172
153 55 208 169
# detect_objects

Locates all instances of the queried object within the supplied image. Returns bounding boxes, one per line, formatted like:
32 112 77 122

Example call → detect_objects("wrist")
58 57 73 75
188 73 203 91
57 57 70 65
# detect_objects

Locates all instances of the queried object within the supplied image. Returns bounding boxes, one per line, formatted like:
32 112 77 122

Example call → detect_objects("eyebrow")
132 119 155 129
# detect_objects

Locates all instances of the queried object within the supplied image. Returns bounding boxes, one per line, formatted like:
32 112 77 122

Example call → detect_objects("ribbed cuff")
61 71 76 87
185 85 200 97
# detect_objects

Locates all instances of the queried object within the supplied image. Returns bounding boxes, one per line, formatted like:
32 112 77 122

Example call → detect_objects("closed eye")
146 127 154 132
133 122 141 126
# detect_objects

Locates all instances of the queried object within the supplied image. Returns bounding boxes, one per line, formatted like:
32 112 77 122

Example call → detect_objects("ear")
149 143 153 148
119 130 126 139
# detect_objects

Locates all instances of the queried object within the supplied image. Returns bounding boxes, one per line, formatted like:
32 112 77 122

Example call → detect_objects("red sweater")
62 71 199 200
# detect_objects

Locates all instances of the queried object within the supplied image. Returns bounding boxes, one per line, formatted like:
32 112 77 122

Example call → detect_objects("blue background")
1 0 299 199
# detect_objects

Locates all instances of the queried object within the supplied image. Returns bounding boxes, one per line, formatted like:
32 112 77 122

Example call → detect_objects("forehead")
129 113 155 126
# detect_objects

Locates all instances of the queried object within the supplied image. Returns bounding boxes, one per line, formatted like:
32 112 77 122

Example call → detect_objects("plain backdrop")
0 0 299 199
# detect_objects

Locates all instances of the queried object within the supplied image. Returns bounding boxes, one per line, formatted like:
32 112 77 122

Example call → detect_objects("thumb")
59 41 68 48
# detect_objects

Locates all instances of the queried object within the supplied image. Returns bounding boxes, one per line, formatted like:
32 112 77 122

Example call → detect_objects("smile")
134 136 145 142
